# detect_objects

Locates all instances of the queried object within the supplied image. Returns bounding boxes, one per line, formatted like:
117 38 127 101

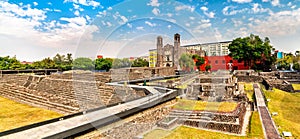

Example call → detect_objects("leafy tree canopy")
179 53 194 71
228 34 276 71
132 58 149 67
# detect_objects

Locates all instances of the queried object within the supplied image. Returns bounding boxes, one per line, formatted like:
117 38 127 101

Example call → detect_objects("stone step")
0 84 79 114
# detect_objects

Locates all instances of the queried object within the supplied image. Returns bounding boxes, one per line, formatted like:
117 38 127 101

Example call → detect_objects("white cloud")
33 2 38 6
145 21 157 27
106 21 112 27
107 7 112 10
175 5 195 12
205 11 215 18
189 17 195 20
231 19 243 27
0 1 46 21
252 3 270 13
53 9 62 12
60 16 87 26
147 0 160 7
271 0 280 6
64 0 101 8
214 28 223 41
262 0 269 2
232 0 252 3
251 8 300 36
185 23 191 27
0 1 101 61
166 13 172 17
167 25 171 29
200 6 215 18
120 16 128 23
136 26 144 30
112 12 128 24
222 6 248 15
200 6 208 11
74 10 80 16
222 18 227 23
152 8 160 15
127 23 132 28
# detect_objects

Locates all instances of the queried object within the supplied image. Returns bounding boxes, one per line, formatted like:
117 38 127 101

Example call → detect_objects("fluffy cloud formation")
252 3 271 13
232 0 252 3
200 6 215 18
251 8 300 36
0 1 98 50
152 7 160 15
175 5 195 12
63 0 101 8
271 0 280 6
222 6 248 15
147 0 160 7
145 21 157 27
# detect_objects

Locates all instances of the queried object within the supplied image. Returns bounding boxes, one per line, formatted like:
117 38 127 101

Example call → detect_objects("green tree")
192 54 205 71
112 58 132 68
132 58 149 67
179 53 194 71
32 57 56 69
205 65 212 71
52 53 73 71
95 58 112 71
293 63 300 71
228 34 276 71
73 57 94 70
0 56 26 70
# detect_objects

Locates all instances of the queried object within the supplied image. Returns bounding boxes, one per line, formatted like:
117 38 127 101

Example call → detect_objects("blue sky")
0 0 300 61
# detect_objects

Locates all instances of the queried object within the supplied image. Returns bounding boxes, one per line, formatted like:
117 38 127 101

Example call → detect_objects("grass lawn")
263 88 300 138
243 83 254 102
0 96 63 132
144 112 263 139
292 84 300 90
247 112 264 138
172 99 238 112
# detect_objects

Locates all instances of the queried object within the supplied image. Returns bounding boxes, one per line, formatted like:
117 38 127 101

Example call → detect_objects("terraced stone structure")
110 67 175 82
186 74 238 101
166 102 246 134
0 70 151 115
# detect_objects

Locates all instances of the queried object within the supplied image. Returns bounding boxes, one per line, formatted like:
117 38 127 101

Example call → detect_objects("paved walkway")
1 86 176 139
253 84 281 139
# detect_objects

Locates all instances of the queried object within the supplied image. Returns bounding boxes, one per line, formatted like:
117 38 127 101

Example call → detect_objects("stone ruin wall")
110 67 175 81
262 78 294 92
0 72 148 111
180 102 246 134
0 74 29 86
93 100 176 139
236 75 263 83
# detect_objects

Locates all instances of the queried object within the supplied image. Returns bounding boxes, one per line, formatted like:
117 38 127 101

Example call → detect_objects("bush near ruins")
132 58 149 67
0 56 27 70
179 54 194 71
192 54 205 71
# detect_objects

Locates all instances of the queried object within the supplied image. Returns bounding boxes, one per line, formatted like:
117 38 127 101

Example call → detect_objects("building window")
166 55 170 61
215 60 218 64
222 60 225 64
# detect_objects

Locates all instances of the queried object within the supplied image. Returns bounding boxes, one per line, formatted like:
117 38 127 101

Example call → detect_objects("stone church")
156 33 205 69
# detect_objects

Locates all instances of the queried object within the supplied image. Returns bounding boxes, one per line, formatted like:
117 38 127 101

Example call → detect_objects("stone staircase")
168 109 241 134
0 83 79 114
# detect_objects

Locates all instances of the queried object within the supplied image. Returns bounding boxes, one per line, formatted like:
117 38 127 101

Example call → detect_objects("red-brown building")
198 56 249 71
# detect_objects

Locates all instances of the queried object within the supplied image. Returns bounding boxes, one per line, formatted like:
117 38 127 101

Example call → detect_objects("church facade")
149 33 205 69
